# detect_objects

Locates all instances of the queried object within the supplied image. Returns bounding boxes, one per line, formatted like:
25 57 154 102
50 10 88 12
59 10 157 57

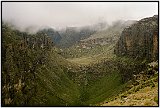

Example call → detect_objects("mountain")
2 15 158 107
1 22 80 106
115 15 158 61
57 26 96 48
83 20 136 40
79 20 136 47
37 21 108 48
37 28 62 45
37 24 105 48
99 15 158 106
1 21 142 106
60 20 136 61
58 16 158 106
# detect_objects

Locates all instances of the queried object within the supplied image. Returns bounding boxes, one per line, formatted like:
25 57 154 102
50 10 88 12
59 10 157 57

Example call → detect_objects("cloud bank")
2 2 158 31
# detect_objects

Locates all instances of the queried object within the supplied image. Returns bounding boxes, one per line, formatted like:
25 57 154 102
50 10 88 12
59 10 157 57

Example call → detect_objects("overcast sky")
2 2 158 31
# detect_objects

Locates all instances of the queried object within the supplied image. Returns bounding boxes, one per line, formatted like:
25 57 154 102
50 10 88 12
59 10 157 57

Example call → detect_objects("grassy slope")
82 72 125 105
101 72 158 106
30 49 81 106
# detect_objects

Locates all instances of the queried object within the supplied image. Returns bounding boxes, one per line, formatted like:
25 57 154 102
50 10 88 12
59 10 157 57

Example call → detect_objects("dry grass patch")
101 84 158 106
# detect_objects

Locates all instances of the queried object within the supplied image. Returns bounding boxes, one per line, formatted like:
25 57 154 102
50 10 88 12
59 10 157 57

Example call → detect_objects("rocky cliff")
115 15 158 61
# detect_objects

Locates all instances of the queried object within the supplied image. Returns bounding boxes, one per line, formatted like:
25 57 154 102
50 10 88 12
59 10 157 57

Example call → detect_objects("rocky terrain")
115 15 158 61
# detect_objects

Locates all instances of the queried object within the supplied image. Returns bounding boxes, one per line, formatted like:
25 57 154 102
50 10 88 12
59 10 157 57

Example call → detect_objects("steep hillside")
99 15 159 106
115 15 158 61
101 61 158 106
2 23 80 106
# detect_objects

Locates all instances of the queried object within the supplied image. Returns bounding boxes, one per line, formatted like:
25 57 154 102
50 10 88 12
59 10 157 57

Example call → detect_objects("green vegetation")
65 55 149 106
81 72 125 105
101 61 158 106
62 44 115 60
2 16 158 107
2 22 80 106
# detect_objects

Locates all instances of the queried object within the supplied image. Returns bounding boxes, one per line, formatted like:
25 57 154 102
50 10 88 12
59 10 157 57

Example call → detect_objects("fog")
2 2 158 31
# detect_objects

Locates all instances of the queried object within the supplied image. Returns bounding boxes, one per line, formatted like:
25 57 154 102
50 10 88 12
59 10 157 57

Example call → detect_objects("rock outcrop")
115 15 158 61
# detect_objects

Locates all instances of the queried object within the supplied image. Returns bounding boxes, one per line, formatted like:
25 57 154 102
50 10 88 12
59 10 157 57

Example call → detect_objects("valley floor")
67 54 115 66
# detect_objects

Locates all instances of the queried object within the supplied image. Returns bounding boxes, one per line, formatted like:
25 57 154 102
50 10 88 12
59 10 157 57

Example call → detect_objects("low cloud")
2 2 158 32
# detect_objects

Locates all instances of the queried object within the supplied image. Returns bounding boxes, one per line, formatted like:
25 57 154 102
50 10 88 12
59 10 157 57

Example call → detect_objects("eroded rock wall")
115 15 158 61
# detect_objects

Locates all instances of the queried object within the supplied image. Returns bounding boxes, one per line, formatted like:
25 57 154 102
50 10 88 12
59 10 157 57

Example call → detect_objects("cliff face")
115 15 158 61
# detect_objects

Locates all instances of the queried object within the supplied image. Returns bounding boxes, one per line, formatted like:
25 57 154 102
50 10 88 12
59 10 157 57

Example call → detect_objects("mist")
2 2 158 32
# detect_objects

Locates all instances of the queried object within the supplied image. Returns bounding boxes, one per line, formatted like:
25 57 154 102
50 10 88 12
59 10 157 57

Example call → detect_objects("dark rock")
115 15 158 61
